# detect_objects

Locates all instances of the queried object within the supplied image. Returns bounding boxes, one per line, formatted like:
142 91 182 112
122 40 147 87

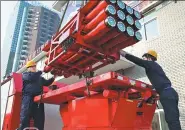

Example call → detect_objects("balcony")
51 15 55 19
22 41 29 46
27 14 34 18
23 36 30 41
24 31 31 36
27 18 32 22
28 10 34 14
23 40 29 45
26 23 32 27
43 19 48 24
43 15 48 20
20 55 27 60
25 27 31 31
42 24 47 28
22 45 29 50
49 27 53 31
21 49 28 54
19 60 25 64
50 18 54 23
44 11 48 15
21 52 28 56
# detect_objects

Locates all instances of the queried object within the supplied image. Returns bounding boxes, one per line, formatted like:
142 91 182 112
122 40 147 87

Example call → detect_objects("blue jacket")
22 71 55 96
125 54 171 93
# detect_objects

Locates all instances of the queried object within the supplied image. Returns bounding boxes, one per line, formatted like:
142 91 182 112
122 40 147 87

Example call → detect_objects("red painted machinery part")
43 66 53 73
82 0 100 16
95 21 126 46
84 1 111 23
83 16 116 44
110 37 136 53
103 90 119 99
83 5 116 33
102 31 129 50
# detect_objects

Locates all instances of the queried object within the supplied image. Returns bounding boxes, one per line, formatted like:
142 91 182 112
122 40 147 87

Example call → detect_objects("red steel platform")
34 72 157 105
34 72 158 130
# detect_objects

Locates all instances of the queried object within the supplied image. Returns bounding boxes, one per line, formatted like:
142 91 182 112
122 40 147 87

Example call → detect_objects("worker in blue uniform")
18 60 56 130
120 50 181 130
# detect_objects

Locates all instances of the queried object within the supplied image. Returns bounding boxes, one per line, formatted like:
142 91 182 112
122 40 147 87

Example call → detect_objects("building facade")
7 0 184 129
124 1 185 129
1 1 61 80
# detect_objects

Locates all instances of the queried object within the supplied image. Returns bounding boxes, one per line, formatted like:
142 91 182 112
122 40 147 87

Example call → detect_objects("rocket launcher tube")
134 20 142 30
103 26 134 50
110 30 142 52
116 0 126 10
111 37 136 53
83 16 116 44
134 10 142 19
82 0 100 16
117 10 126 21
83 5 116 33
126 5 134 15
125 15 134 26
95 21 126 46
84 0 116 23
135 31 142 42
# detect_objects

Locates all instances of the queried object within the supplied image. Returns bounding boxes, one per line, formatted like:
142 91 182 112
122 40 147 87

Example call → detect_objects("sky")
1 1 55 50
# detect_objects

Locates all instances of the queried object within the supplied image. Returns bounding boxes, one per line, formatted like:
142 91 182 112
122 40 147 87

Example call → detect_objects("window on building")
41 29 47 33
43 20 47 24
144 18 159 40
44 11 48 15
43 16 48 20
139 17 159 41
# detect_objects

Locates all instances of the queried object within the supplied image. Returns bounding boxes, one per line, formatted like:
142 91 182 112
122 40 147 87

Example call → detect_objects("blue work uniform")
125 54 181 130
18 71 54 130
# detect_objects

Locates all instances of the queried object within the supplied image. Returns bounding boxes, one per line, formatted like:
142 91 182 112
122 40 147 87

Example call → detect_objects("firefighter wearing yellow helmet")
120 50 181 130
18 60 57 130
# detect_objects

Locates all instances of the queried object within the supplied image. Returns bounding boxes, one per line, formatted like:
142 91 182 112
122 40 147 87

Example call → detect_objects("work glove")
120 50 127 57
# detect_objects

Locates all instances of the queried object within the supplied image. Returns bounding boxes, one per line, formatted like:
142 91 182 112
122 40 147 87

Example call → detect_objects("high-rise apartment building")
1 1 61 79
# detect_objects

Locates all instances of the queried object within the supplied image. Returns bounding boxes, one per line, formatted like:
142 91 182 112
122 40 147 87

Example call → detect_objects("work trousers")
18 95 45 130
159 87 181 130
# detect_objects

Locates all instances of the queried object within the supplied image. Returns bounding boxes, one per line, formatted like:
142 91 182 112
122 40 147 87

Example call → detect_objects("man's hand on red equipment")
120 50 127 57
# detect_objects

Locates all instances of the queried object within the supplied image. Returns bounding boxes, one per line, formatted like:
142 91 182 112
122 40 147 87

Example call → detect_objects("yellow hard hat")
26 60 36 68
143 50 157 60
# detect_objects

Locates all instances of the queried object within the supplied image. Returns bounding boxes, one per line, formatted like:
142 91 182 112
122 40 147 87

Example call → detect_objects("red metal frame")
34 72 158 104
42 0 142 77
